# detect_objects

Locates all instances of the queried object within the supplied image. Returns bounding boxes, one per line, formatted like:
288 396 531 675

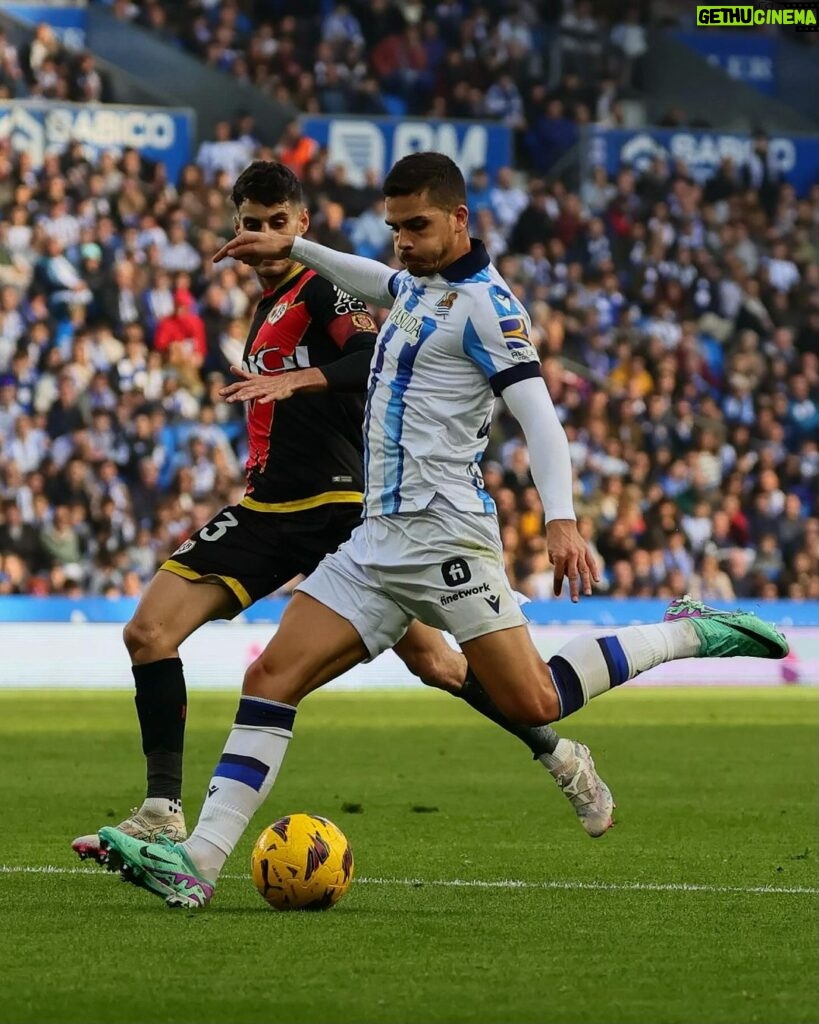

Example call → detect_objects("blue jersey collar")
439 238 490 282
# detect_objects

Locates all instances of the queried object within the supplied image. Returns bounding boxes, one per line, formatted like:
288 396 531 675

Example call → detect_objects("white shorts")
296 498 528 659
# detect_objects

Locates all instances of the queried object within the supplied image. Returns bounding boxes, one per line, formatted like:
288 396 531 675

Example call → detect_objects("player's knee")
123 615 165 661
243 654 302 705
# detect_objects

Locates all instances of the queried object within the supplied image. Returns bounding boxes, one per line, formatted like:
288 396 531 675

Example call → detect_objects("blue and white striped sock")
181 696 297 881
548 621 700 719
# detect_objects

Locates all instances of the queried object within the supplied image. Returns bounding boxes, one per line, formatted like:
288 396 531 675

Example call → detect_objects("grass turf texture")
1 687 817 1024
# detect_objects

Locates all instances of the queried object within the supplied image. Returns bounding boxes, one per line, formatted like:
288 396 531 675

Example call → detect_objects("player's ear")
233 215 241 236
453 204 469 233
295 205 309 237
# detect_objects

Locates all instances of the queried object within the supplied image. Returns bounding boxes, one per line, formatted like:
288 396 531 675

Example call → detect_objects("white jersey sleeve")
462 278 542 395
290 237 397 308
502 376 577 522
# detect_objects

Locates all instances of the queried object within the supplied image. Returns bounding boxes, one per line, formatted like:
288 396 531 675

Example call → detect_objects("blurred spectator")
275 121 321 179
525 99 578 175
558 0 604 83
196 120 254 184
610 6 648 88
688 553 735 602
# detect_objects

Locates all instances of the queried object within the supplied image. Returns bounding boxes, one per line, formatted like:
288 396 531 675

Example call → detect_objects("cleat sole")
72 841 110 867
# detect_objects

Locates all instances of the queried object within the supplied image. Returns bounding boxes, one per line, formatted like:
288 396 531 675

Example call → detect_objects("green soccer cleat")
98 827 214 909
664 596 789 659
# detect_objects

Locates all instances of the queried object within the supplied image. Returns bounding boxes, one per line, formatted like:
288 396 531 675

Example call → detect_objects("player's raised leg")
100 592 372 908
393 621 614 837
72 570 236 862
460 597 789 726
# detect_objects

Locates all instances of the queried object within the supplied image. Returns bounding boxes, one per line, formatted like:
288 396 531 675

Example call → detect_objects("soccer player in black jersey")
72 162 613 861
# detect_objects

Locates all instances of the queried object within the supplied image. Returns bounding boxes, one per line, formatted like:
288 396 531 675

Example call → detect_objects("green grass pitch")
1 687 817 1024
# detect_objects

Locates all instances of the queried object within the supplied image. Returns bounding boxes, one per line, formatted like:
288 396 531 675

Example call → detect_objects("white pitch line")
353 876 819 896
1 864 816 896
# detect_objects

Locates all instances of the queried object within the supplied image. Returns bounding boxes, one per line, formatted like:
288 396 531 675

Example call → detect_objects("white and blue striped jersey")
362 240 541 517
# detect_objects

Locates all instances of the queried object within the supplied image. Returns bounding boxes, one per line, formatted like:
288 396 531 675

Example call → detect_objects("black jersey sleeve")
304 275 378 393
320 336 374 392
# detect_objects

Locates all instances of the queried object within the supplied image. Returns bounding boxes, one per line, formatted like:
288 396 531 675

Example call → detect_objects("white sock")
181 696 297 882
140 797 182 817
539 737 575 772
548 621 700 719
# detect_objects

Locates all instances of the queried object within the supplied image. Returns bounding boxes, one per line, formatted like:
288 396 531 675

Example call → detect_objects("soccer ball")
251 813 354 910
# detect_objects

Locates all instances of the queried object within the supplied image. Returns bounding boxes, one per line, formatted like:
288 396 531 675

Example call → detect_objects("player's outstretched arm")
501 376 600 602
213 233 397 308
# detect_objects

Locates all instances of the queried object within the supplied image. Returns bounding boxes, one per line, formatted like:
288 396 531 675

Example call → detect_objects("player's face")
385 191 469 277
234 200 309 283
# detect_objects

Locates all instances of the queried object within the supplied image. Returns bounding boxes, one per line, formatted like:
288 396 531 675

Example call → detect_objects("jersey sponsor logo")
332 286 368 316
440 581 490 607
484 594 501 614
266 302 288 325
509 346 538 362
499 316 529 343
246 346 286 374
387 303 422 339
435 290 459 316
499 316 538 362
351 311 377 332
441 557 472 586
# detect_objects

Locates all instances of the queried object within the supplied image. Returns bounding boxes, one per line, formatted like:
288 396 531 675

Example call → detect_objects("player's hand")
219 366 301 405
546 519 600 603
212 230 294 266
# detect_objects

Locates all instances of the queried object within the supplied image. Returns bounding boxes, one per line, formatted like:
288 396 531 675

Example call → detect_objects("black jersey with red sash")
241 265 377 509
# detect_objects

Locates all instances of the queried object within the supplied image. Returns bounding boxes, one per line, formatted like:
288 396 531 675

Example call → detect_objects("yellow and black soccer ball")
251 813 354 910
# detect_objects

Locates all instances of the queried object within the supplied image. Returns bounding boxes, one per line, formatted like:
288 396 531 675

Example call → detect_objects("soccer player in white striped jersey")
97 153 789 908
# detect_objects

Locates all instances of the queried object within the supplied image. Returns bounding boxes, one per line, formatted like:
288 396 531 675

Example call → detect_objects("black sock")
459 669 561 758
133 657 187 801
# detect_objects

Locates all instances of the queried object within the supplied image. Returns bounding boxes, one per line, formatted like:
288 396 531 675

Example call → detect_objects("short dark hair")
231 160 303 210
383 152 466 210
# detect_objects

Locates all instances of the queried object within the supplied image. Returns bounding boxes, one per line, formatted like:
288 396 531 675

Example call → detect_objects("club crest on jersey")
266 302 288 326
351 312 376 332
173 538 196 556
435 291 458 317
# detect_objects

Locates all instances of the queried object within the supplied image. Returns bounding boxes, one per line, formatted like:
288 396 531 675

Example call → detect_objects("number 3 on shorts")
199 511 239 542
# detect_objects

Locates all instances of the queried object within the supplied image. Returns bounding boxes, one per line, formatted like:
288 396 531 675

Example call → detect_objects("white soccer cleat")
542 740 615 838
72 804 187 865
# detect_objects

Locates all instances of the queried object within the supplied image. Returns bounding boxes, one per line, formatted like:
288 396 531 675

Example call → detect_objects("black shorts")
161 500 362 612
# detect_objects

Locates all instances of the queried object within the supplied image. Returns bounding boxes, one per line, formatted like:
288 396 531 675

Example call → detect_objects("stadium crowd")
0 121 816 604
0 21 109 102
0 6 817 605
100 0 663 176
110 0 651 113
